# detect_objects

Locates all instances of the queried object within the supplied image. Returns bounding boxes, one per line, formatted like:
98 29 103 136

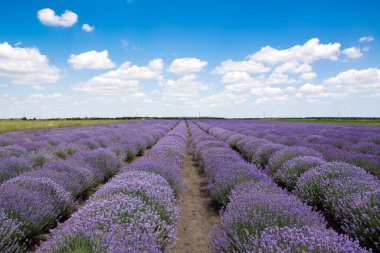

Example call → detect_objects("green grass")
262 118 380 125
0 119 131 134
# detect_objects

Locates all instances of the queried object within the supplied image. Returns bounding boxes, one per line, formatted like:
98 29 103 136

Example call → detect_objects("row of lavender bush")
0 120 177 252
204 120 380 177
188 122 366 253
196 121 379 251
35 121 186 252
0 120 174 184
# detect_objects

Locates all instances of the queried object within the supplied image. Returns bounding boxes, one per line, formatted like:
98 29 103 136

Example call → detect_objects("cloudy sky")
0 0 379 118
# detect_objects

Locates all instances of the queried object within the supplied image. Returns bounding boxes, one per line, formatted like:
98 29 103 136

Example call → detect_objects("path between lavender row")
174 128 220 253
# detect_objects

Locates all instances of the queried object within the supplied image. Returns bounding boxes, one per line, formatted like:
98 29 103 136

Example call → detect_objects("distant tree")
21 117 27 121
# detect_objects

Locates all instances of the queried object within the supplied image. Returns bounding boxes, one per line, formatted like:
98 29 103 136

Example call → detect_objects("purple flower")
273 155 326 190
210 180 326 252
0 208 25 253
0 157 32 183
37 195 174 253
24 159 95 197
244 226 368 253
0 176 72 236
266 146 323 176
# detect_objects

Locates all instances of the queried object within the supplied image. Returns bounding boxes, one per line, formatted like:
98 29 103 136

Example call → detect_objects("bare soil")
174 131 220 253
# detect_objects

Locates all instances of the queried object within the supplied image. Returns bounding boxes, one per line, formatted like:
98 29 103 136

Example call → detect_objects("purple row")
188 122 366 253
35 121 187 252
0 120 175 184
0 120 177 252
202 120 380 177
196 121 379 251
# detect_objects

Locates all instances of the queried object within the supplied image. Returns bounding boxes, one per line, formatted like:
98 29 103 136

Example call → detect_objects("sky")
0 0 379 118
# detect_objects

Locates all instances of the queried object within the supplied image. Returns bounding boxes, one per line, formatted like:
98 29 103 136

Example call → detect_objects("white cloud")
249 38 341 65
266 72 297 85
299 83 324 93
274 62 316 80
82 24 95 32
68 50 115 70
221 71 252 83
342 47 363 59
161 74 208 100
250 86 284 96
148 58 165 72
213 38 367 102
73 59 164 101
274 62 312 74
300 72 317 80
31 85 44 91
324 68 380 93
203 92 249 108
255 95 289 104
37 8 78 27
0 42 59 84
24 93 71 106
359 36 374 42
213 59 270 74
168 57 208 75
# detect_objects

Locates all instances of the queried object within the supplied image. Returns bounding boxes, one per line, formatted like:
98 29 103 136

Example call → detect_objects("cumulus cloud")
324 68 380 94
249 38 341 65
221 71 252 83
300 72 317 80
213 59 270 74
31 85 44 91
274 62 311 74
73 59 164 101
37 8 78 27
82 24 95 32
359 36 374 42
202 92 249 108
250 86 284 96
68 50 115 70
168 57 208 75
213 38 366 103
161 74 208 100
0 42 59 84
342 47 363 59
299 83 324 93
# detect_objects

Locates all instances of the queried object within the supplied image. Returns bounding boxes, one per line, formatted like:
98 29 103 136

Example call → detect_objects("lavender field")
0 119 378 252
2 0 380 252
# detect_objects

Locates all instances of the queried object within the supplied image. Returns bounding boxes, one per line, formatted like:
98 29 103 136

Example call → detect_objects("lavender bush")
208 161 268 205
90 170 179 226
266 146 323 176
0 208 25 253
0 176 72 236
24 159 95 197
251 142 285 169
0 157 32 183
295 162 379 209
273 155 326 190
244 226 368 253
37 195 174 253
210 181 326 252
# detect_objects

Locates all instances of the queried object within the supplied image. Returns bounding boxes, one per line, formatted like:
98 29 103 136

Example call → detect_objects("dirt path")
174 129 220 253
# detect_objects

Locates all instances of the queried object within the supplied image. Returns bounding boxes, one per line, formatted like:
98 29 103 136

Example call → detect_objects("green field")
0 119 131 134
263 118 380 125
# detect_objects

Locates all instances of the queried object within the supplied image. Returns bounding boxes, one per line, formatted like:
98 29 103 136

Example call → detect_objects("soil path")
174 128 220 253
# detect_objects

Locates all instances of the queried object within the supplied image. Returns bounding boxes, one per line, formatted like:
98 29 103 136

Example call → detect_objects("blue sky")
0 0 379 118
